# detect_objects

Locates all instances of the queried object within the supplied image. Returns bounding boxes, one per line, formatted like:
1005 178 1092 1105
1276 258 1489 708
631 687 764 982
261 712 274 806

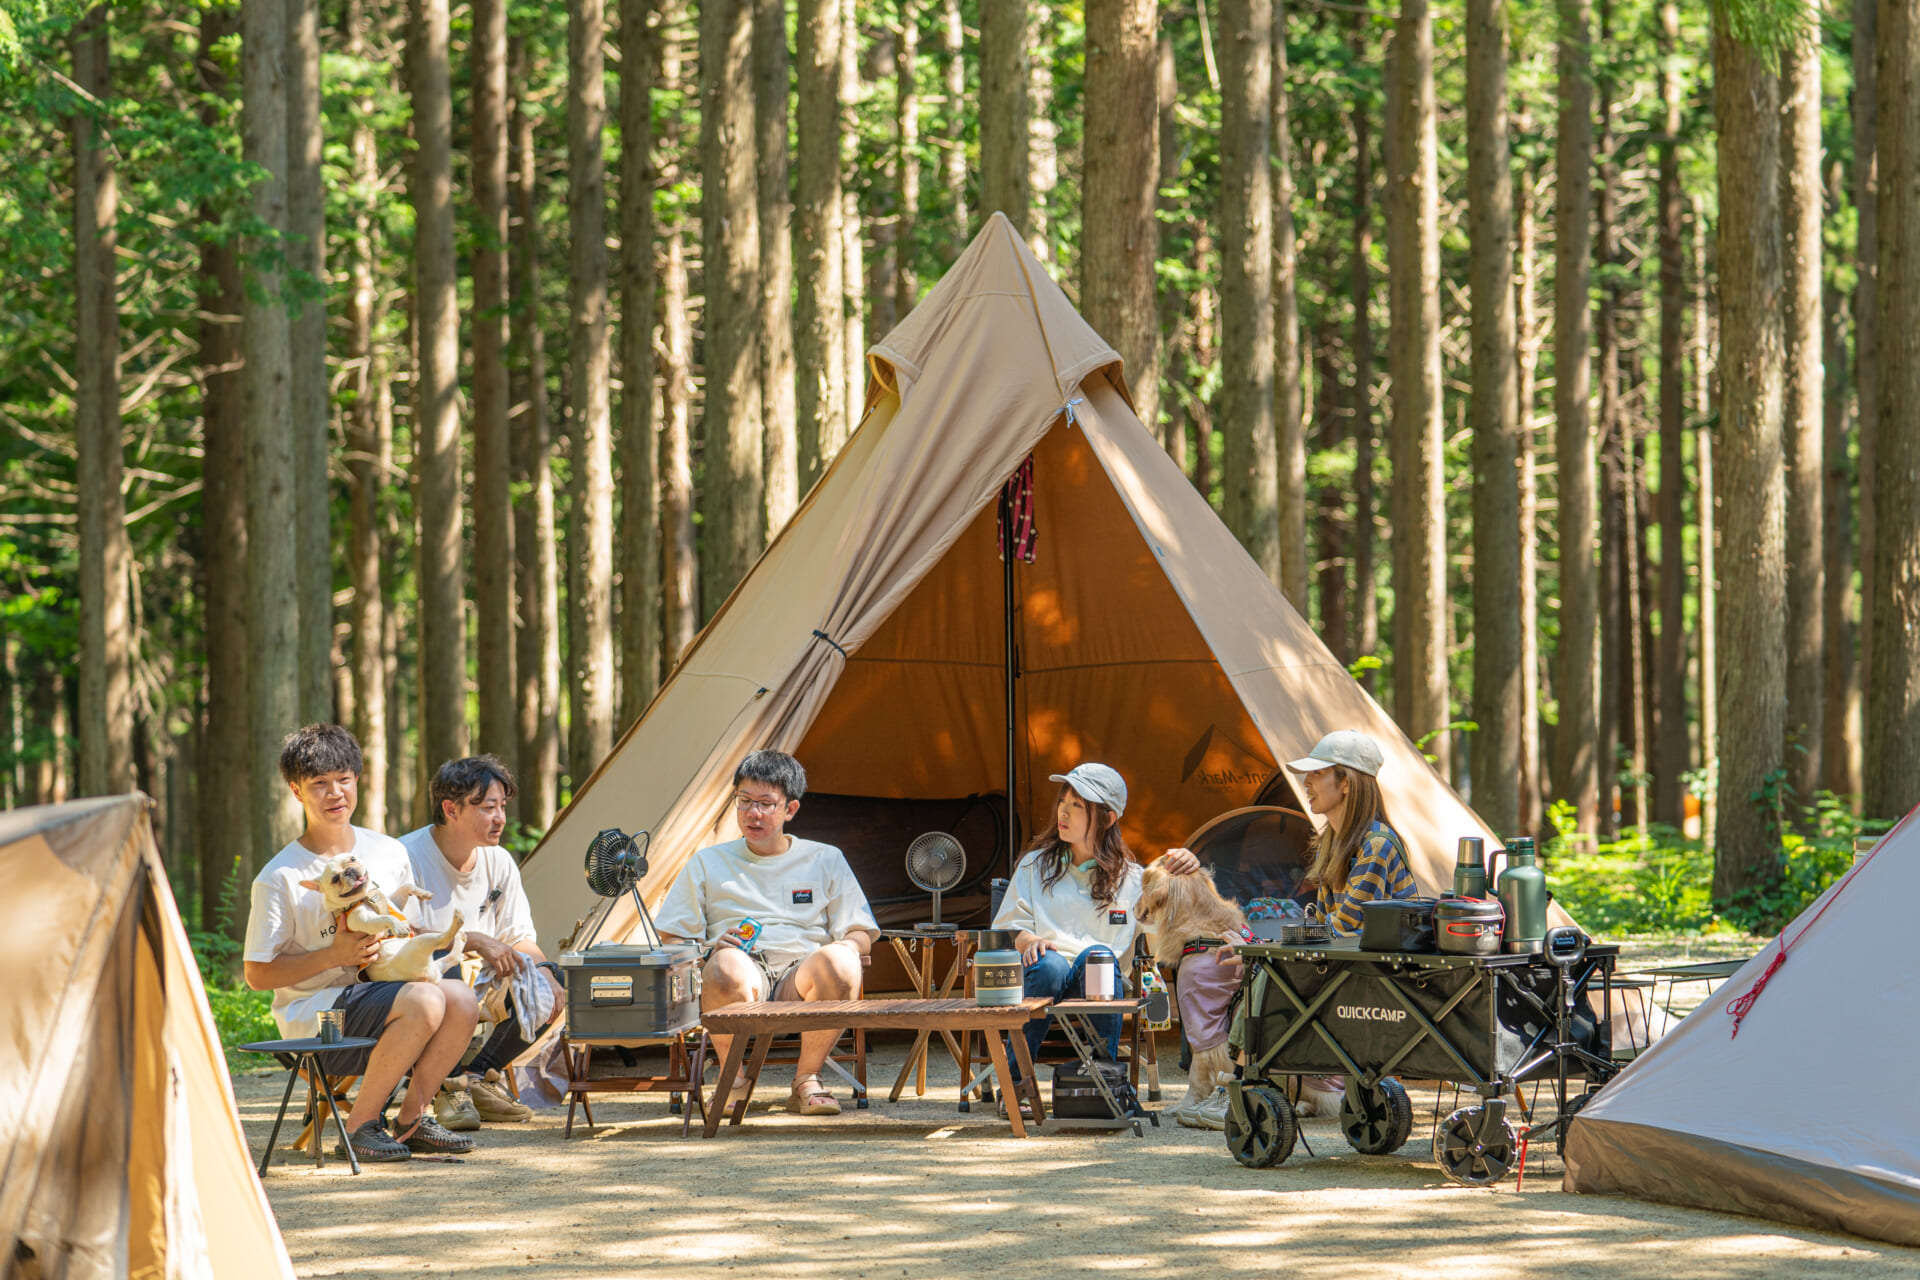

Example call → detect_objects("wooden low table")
701 997 1052 1137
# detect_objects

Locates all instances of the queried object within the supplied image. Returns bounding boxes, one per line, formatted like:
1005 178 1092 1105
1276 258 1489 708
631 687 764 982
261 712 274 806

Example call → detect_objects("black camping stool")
240 1037 379 1176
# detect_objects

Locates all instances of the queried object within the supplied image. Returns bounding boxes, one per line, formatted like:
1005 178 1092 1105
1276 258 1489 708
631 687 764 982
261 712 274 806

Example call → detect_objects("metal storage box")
558 943 703 1042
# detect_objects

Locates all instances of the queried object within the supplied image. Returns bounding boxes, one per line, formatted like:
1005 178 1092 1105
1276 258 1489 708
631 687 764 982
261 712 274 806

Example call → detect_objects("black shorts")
320 980 409 1074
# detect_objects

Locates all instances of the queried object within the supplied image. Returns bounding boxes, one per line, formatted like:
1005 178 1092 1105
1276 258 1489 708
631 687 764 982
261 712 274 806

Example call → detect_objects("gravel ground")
240 1021 1920 1280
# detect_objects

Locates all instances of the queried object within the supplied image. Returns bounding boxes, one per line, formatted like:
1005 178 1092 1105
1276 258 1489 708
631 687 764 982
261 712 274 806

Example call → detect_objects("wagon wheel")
1341 1078 1414 1155
1225 1085 1298 1169
1555 1087 1598 1157
1434 1106 1518 1187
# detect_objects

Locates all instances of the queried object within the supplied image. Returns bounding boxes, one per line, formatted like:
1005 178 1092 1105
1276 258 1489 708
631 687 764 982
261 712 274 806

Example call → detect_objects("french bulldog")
300 853 464 984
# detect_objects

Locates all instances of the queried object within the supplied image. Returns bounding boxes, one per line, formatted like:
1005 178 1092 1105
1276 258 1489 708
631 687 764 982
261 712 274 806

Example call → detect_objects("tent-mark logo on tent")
1182 723 1279 794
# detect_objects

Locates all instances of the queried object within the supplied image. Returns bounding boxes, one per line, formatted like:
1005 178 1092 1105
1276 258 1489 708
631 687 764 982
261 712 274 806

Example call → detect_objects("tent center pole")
1001 487 1018 880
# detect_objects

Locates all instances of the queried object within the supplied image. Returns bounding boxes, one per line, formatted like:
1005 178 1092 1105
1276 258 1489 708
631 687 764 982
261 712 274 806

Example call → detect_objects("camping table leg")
704 1034 751 1138
306 1067 323 1168
982 1031 1027 1138
316 1064 362 1175
681 1033 708 1140
1010 1031 1045 1124
890 1030 937 1102
259 1061 303 1177
732 1033 775 1125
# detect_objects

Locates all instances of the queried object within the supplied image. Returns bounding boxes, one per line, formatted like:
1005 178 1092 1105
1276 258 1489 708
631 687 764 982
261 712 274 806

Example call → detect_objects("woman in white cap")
989 763 1145 1112
1287 729 1418 936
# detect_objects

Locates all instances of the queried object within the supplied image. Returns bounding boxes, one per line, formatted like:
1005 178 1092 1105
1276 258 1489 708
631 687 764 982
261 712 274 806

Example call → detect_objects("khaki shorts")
704 943 805 999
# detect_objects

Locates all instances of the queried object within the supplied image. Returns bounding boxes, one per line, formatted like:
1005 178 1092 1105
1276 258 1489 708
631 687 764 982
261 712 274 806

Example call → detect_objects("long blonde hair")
1138 859 1247 966
1304 766 1397 895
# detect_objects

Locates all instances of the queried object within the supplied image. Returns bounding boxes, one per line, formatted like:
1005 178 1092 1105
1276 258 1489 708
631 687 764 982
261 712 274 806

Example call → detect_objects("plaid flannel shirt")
1318 821 1418 935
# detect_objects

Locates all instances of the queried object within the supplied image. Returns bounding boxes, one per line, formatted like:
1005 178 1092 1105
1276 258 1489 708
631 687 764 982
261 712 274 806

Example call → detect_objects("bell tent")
1564 820 1920 1245
0 795 296 1280
523 213 1497 952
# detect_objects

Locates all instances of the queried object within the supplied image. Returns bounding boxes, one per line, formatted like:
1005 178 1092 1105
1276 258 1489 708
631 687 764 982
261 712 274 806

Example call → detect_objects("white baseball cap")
1286 730 1385 778
1048 763 1128 816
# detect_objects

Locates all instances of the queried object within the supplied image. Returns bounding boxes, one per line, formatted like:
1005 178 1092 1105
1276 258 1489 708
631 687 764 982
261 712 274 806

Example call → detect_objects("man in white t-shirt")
399 755 561 1128
655 750 879 1116
244 724 479 1163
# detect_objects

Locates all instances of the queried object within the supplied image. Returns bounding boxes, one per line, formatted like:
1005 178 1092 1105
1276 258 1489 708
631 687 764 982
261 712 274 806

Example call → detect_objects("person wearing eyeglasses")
655 749 880 1116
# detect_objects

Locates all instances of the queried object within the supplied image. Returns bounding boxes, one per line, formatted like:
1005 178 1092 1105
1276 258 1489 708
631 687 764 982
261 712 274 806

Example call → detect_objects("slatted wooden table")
701 997 1053 1138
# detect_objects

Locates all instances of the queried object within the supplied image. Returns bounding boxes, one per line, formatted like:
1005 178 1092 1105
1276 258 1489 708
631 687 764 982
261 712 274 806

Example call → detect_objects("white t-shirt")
992 849 1144 961
244 827 418 1038
654 837 880 969
398 826 537 959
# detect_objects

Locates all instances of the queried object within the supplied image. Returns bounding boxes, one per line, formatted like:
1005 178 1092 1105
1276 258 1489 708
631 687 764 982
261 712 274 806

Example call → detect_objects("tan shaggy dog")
300 852 465 984
1138 861 1248 1112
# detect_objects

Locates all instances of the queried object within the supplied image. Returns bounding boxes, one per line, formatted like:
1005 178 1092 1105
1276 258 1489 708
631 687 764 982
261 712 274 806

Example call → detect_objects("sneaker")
1169 1087 1206 1126
395 1114 477 1155
434 1079 482 1131
1181 1085 1231 1131
335 1119 412 1163
467 1070 532 1123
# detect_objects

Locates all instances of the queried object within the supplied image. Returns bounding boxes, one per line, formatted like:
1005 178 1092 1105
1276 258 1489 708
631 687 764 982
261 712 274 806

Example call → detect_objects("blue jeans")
1012 949 1123 1081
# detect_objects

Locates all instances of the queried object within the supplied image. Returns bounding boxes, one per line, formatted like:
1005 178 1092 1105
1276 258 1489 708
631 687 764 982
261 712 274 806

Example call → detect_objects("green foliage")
204 983 277 1070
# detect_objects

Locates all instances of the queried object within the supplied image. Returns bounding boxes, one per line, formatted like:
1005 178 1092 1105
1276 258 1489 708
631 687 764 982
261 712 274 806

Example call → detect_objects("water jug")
973 930 1024 1007
1452 836 1488 899
1494 838 1549 954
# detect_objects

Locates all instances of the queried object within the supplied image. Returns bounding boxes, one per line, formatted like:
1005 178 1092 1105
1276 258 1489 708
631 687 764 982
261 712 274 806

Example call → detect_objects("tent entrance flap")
795 418 1285 866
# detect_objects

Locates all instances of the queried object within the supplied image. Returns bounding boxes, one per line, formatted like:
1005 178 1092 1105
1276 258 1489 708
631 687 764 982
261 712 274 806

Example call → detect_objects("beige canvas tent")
1 795 296 1280
1564 820 1920 1245
524 213 1500 952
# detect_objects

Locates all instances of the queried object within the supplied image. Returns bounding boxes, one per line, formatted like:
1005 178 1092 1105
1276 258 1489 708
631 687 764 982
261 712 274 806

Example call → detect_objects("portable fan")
577 827 663 949
905 832 966 935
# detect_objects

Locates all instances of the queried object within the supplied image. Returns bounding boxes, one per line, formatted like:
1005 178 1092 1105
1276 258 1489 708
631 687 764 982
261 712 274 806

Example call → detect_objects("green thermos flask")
1452 837 1488 899
1495 837 1549 954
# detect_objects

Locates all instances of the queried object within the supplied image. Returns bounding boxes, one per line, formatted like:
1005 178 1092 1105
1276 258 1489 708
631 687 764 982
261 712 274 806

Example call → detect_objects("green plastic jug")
1494 838 1549 954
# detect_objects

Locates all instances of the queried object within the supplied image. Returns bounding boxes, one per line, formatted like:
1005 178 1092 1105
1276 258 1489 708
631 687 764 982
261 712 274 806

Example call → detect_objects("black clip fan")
577 828 662 949
906 832 965 935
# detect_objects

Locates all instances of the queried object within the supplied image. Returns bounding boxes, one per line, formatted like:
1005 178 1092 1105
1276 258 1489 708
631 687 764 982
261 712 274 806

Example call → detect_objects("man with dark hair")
655 749 879 1115
399 755 559 1127
244 724 479 1163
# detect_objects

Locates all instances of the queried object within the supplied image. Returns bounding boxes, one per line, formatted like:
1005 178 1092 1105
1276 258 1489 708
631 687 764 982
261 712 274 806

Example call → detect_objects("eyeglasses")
733 795 784 815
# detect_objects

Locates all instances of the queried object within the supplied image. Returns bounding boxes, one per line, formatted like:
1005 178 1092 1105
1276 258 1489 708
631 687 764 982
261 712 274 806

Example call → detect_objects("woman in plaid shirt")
1285 730 1418 936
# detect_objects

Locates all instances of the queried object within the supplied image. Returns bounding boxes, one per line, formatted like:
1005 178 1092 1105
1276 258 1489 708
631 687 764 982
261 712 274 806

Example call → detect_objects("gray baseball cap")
1049 763 1128 816
1286 730 1385 778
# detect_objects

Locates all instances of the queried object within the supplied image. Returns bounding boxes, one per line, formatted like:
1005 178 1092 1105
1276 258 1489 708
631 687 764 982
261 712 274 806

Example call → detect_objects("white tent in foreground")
1 795 296 1279
523 212 1501 952
1565 815 1920 1245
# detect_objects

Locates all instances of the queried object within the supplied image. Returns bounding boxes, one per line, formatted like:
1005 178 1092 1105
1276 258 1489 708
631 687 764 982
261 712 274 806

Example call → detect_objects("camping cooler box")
558 943 704 1042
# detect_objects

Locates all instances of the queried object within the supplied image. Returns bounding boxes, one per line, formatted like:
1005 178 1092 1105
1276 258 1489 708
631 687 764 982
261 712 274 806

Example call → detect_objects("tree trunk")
1594 20 1622 836
1191 226 1218 500
840 0 865 438
511 35 561 826
243 0 302 852
472 0 517 778
197 5 250 923
796 0 846 492
1026 5 1056 262
413 0 467 769
1386 0 1448 773
1867 0 1920 819
1711 11 1786 900
345 0 386 831
1855 0 1879 746
1464 0 1519 836
894 1 920 316
1080 0 1159 432
758 0 799 532
288 0 331 725
1351 12 1378 679
940 0 966 253
702 0 765 615
1273 0 1306 611
978 0 1030 234
1515 140 1543 832
621 0 662 723
73 6 132 798
1694 196 1719 850
1652 0 1688 828
658 3 700 666
570 0 617 772
1156 31 1185 463
1781 15 1824 810
1823 161 1860 799
1551 0 1597 836
1217 0 1277 582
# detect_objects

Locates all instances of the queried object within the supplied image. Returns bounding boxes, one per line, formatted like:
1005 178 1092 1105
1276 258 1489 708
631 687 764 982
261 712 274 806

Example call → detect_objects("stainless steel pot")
1435 896 1504 956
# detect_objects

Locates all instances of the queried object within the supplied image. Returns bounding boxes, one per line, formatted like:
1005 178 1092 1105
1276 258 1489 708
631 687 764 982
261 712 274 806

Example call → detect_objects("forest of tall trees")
0 0 1908 933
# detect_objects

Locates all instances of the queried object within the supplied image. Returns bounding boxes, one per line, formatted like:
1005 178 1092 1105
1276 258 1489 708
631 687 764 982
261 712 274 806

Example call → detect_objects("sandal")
788 1073 842 1116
